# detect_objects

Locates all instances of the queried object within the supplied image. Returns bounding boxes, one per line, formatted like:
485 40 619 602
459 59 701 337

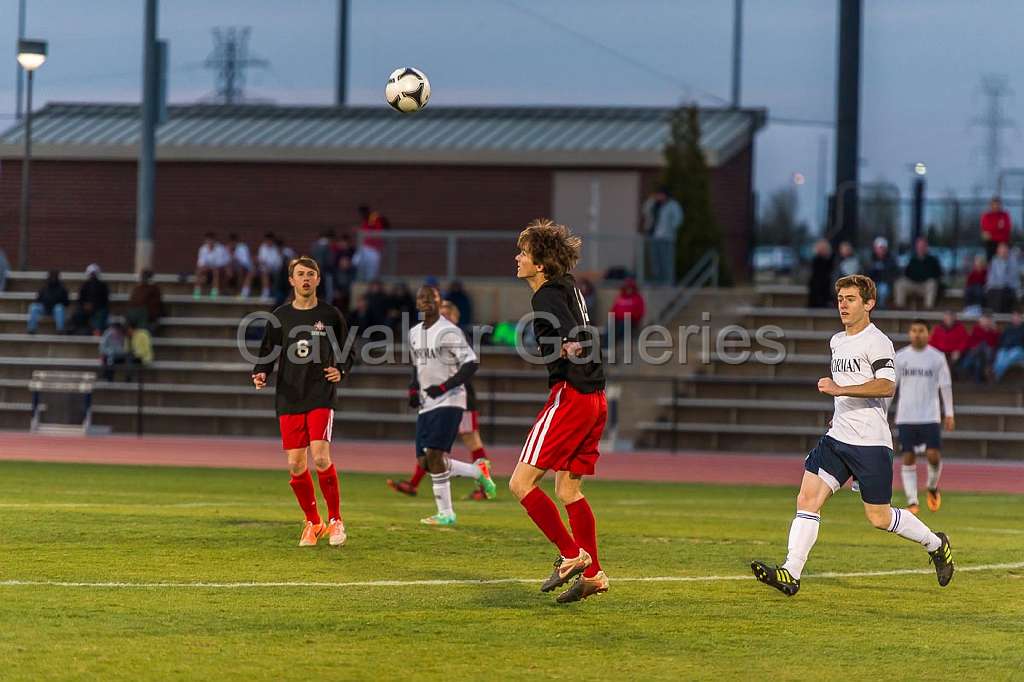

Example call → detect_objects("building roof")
0 102 766 168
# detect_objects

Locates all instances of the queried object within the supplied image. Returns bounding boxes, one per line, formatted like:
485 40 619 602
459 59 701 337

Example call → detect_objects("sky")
1 0 1021 231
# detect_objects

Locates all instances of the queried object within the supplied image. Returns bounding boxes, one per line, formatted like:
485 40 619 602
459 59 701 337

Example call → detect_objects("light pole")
17 39 47 271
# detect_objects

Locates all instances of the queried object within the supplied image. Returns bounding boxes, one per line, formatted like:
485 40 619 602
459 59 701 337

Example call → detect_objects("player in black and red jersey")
508 219 609 603
252 256 352 547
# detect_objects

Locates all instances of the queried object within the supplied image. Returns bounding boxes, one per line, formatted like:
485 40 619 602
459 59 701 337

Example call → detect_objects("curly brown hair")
834 274 877 303
517 219 582 279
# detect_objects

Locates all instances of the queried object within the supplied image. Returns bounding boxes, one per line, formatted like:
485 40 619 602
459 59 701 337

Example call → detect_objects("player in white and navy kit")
895 320 955 515
408 285 496 526
752 275 954 596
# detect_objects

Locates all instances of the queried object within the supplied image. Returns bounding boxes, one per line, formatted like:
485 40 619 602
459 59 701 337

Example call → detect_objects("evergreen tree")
660 105 731 285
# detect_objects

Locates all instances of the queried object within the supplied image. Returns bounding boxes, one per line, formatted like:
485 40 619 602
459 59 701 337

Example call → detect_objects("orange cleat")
387 479 417 496
907 503 920 515
299 520 327 547
927 488 941 512
326 518 347 547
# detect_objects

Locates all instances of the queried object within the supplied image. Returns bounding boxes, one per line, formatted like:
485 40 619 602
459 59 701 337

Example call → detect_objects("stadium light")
914 162 927 176
17 38 47 270
16 39 47 71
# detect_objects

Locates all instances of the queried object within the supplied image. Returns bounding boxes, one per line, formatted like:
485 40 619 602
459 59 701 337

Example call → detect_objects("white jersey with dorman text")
409 317 478 414
894 344 953 425
825 323 897 449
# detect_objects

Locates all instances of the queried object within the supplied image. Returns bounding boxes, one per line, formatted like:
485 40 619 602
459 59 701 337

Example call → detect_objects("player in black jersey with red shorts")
508 219 609 603
252 256 352 547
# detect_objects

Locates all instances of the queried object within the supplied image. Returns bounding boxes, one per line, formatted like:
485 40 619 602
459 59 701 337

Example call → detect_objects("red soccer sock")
520 487 580 558
566 498 602 578
289 470 321 525
316 464 342 522
410 464 427 489
470 447 487 461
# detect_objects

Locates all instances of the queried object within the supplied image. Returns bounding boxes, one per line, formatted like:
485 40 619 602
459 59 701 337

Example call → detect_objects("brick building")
0 103 764 279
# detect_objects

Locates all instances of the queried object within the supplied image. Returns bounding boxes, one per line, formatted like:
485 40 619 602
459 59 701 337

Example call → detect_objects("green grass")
0 461 1022 681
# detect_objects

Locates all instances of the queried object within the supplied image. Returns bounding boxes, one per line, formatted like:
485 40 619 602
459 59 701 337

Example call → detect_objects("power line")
972 74 1015 192
203 27 269 104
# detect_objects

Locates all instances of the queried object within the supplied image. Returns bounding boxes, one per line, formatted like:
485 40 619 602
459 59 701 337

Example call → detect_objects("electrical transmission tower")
972 74 1015 193
204 27 269 104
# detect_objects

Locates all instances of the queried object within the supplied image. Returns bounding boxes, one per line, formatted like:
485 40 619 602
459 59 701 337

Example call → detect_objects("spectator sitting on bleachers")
929 311 969 367
348 294 374 332
334 233 356 262
981 196 1012 262
866 237 899 308
355 205 387 282
249 233 282 300
27 269 69 334
226 233 253 297
835 241 860 278
126 269 164 332
385 282 416 331
364 280 390 328
963 254 988 312
993 309 1024 382
984 242 1021 314
332 253 357 313
895 237 942 309
445 280 473 328
272 238 297 305
958 313 1000 383
193 233 230 299
98 322 127 381
101 320 154 381
0 247 9 291
70 264 110 336
609 278 646 344
807 239 834 308
311 230 337 304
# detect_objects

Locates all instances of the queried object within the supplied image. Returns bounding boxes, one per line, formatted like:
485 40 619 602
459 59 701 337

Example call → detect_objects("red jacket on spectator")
965 324 1000 350
981 210 1012 244
610 279 645 323
966 266 988 287
929 322 969 354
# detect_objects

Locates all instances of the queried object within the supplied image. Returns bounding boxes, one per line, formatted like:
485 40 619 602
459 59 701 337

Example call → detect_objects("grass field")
0 460 1022 681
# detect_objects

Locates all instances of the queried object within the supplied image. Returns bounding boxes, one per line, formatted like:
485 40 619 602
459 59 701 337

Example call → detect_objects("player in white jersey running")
752 275 954 596
408 285 496 526
894 319 955 514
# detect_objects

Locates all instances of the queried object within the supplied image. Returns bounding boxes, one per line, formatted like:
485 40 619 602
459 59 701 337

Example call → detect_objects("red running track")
1 432 1022 494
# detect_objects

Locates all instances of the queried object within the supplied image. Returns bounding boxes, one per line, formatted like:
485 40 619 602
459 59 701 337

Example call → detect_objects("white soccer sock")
447 458 481 480
901 464 919 505
781 510 820 579
927 461 943 490
431 473 454 516
887 507 941 552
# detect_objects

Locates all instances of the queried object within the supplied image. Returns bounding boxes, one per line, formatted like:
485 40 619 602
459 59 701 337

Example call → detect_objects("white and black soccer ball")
385 67 431 113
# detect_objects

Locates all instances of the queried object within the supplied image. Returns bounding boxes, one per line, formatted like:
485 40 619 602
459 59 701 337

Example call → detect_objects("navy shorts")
805 435 894 505
897 423 942 453
415 407 463 457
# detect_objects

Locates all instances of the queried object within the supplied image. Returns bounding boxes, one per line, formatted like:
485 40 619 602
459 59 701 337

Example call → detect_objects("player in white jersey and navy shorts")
894 319 955 514
407 285 496 527
752 275 954 596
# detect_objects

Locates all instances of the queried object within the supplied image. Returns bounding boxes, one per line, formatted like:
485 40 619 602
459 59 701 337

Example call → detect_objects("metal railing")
655 250 720 325
354 229 656 284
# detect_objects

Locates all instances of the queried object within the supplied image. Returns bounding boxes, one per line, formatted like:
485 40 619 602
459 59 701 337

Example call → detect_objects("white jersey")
197 243 230 268
232 243 253 269
409 318 478 414
894 344 953 424
825 323 897 449
257 243 283 271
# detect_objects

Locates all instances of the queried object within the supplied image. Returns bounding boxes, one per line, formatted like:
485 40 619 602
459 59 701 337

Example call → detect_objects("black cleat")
929 532 955 586
751 560 800 596
539 550 591 593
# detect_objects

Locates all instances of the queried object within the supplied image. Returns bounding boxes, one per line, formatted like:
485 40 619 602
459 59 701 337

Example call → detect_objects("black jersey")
252 301 352 416
531 275 605 394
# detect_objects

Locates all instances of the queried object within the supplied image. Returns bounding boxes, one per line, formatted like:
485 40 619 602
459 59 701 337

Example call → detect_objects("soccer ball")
385 67 431 113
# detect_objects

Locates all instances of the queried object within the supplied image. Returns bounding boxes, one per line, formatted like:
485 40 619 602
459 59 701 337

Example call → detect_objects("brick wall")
0 153 753 278
0 161 553 272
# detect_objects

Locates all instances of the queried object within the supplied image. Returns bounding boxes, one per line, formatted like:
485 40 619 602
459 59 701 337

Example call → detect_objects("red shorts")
458 410 479 435
278 408 334 450
518 382 606 476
